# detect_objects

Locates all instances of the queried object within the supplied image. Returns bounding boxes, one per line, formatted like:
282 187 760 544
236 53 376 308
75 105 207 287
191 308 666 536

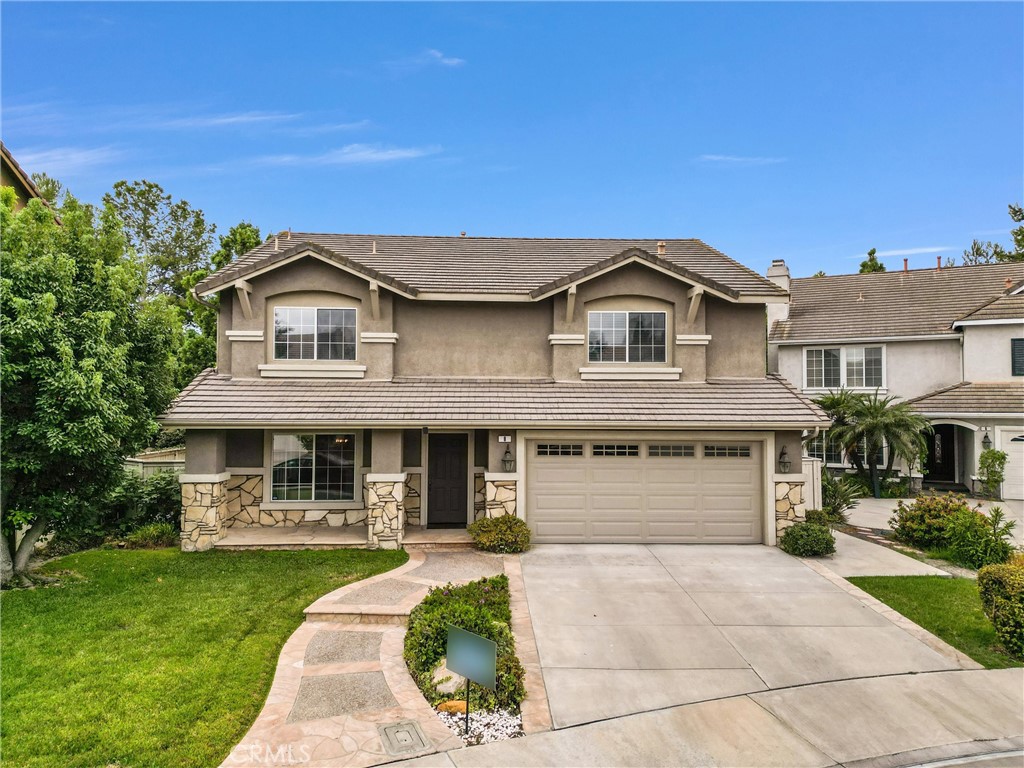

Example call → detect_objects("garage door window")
536 444 584 456
648 444 695 457
592 444 640 457
703 445 751 458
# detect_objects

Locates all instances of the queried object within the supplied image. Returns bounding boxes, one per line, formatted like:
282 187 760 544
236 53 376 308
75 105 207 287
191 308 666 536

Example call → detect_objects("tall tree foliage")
0 190 178 583
859 248 886 273
961 204 1024 265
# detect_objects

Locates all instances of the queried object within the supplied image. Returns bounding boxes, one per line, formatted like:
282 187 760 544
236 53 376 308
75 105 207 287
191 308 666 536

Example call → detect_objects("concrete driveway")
521 544 962 728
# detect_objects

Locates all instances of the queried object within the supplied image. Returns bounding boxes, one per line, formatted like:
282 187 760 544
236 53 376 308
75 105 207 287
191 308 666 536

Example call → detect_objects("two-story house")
767 259 1024 500
162 234 828 551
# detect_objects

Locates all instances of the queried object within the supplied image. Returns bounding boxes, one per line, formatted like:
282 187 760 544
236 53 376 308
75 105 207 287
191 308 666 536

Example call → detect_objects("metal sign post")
446 625 497 737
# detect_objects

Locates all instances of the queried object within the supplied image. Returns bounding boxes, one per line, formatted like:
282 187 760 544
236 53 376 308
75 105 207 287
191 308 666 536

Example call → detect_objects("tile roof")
908 381 1024 415
161 370 829 429
955 292 1024 324
770 262 1024 342
194 234 787 299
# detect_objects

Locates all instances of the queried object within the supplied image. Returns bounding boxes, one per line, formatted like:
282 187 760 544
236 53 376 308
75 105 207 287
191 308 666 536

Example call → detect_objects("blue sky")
2 2 1021 277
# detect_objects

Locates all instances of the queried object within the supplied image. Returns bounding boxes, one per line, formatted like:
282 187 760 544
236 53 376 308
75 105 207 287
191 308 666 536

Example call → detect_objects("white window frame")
803 345 886 391
807 429 886 469
587 310 668 364
273 306 358 362
261 430 364 510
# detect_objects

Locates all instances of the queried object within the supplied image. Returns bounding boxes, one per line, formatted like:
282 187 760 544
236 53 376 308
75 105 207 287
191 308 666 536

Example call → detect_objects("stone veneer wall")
484 480 517 518
223 473 371 528
405 473 421 526
180 479 228 552
775 479 807 538
366 478 405 549
473 472 486 521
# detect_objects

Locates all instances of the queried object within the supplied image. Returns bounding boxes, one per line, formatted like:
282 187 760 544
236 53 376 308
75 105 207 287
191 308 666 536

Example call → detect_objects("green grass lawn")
1 547 407 768
849 575 1023 669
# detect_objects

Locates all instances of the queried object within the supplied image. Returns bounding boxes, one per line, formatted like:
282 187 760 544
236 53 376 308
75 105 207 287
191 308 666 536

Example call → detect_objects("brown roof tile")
908 381 1024 415
770 262 1024 342
161 371 828 429
195 234 786 298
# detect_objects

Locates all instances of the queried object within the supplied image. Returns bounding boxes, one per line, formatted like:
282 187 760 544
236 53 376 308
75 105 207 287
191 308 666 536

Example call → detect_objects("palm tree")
810 389 867 474
831 393 932 498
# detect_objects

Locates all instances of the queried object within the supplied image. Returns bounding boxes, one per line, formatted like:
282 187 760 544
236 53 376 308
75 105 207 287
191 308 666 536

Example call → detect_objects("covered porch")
211 524 473 550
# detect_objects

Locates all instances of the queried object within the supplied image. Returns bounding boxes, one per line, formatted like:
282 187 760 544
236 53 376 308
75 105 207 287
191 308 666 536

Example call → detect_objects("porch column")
774 474 807 539
180 430 228 552
365 473 407 549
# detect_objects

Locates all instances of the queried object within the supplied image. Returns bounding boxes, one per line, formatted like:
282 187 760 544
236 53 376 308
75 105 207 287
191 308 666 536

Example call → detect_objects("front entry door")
925 424 956 483
428 434 468 528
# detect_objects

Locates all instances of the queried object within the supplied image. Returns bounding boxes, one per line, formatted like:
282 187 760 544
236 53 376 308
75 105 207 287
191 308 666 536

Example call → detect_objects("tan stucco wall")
394 300 552 378
185 430 226 473
217 291 232 375
774 430 804 474
370 429 403 473
706 300 766 378
775 337 963 400
963 324 1024 381
485 429 518 472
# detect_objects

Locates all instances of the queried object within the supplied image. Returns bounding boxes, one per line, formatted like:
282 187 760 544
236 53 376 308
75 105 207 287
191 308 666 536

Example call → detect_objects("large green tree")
0 190 178 584
961 204 1024 265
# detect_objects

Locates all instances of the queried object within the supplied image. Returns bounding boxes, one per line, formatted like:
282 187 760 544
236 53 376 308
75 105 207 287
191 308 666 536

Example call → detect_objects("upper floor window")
588 311 666 363
1012 338 1024 376
805 346 883 389
274 307 356 361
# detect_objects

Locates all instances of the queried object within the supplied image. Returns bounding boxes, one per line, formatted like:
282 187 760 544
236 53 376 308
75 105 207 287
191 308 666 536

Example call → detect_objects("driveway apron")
521 544 964 728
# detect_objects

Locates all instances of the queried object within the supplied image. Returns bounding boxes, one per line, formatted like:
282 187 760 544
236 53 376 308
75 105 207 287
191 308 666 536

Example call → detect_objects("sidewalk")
826 530 950 578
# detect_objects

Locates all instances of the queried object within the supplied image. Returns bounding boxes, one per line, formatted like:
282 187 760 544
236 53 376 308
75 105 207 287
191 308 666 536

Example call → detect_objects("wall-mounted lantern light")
982 429 992 451
778 446 792 474
502 446 515 472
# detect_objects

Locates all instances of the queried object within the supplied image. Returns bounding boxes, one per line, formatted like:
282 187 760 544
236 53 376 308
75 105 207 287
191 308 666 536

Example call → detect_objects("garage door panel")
528 439 762 544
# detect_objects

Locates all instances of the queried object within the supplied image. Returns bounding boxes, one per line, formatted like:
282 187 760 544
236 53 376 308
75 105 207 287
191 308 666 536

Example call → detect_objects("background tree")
104 180 215 309
859 247 886 273
961 204 1024 265
1 190 178 584
29 172 62 205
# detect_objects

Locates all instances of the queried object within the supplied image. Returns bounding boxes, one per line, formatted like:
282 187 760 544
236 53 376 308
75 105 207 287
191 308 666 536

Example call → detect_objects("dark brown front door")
428 434 468 528
925 424 956 483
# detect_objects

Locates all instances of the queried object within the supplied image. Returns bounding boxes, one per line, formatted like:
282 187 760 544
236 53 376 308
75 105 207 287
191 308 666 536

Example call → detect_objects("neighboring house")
767 260 1024 500
161 234 828 551
1 142 51 213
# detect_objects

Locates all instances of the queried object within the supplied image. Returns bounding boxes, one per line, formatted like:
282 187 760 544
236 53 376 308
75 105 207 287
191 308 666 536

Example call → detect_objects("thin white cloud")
258 143 441 166
151 111 302 129
847 246 952 259
696 154 787 166
16 146 124 175
386 49 466 74
286 119 372 137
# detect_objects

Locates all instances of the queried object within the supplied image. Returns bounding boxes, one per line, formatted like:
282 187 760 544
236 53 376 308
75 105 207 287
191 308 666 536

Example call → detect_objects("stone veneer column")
365 473 407 550
484 474 518 518
774 477 807 539
180 472 231 552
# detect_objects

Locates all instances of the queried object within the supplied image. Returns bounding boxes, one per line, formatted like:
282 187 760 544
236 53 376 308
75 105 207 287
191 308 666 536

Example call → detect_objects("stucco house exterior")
767 260 1024 500
162 234 829 551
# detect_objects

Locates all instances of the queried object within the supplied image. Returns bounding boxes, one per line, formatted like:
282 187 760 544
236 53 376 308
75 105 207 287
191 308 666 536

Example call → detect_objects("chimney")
460 231 466 238
936 255 942 271
372 240 377 255
274 236 279 251
286 228 291 239
1007 278 1014 290
657 241 666 256
765 258 791 328
903 258 909 273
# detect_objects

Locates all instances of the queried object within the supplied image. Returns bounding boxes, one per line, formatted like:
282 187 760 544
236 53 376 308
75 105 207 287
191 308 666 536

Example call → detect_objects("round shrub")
779 522 835 557
804 509 831 527
889 493 975 550
467 515 531 553
978 561 1024 658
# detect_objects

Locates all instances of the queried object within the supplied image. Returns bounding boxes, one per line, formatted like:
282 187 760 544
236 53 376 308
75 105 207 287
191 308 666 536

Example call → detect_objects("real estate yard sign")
446 625 496 734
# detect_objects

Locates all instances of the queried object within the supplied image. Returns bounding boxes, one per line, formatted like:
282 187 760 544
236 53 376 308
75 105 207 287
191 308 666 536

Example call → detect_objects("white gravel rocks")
438 708 523 745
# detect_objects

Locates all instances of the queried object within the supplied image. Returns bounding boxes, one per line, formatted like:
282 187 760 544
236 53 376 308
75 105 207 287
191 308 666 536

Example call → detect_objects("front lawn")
1 547 407 768
849 575 1023 669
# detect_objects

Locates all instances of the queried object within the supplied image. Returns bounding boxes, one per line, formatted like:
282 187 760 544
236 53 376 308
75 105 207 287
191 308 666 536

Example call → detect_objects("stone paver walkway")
224 548 550 768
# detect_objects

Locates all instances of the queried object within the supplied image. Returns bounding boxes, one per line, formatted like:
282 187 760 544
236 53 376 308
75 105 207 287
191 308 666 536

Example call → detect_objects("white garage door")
526 439 763 543
1001 431 1024 501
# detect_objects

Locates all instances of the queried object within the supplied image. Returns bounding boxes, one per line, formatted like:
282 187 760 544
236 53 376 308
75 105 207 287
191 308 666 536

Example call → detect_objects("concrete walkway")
224 549 548 768
827 530 950 578
849 497 1024 546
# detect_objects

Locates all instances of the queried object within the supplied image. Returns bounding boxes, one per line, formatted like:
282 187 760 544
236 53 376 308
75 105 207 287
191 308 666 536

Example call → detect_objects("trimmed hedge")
467 515 531 553
403 574 526 711
977 561 1024 658
779 522 836 557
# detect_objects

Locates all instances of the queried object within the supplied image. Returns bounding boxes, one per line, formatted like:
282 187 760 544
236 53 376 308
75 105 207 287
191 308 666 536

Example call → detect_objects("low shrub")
467 515 531 554
124 522 179 549
889 493 976 550
881 477 912 499
978 449 1008 499
804 509 831 527
946 506 1016 569
403 574 525 711
977 561 1024 658
779 522 836 557
821 471 861 525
